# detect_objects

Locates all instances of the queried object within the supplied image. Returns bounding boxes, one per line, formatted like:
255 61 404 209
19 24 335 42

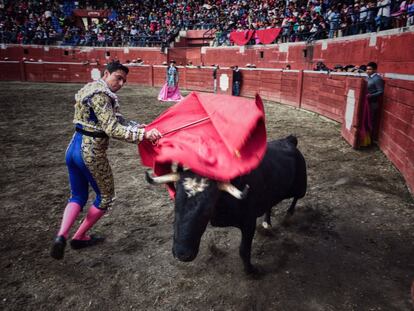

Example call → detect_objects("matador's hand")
144 128 162 143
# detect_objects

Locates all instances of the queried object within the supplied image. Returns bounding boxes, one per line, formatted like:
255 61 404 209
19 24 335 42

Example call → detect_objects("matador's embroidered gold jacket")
67 79 145 210
73 79 145 143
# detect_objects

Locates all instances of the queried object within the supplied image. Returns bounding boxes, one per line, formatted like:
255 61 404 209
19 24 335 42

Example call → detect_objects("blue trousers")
66 132 105 209
232 81 241 96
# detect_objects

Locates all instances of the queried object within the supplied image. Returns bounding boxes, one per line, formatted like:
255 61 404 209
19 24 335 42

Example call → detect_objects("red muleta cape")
138 92 267 197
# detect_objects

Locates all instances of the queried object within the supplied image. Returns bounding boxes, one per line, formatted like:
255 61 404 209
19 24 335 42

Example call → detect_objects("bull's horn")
145 170 180 184
218 182 250 200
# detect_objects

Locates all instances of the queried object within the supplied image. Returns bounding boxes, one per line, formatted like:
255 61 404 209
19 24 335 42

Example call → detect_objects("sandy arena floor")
0 82 413 311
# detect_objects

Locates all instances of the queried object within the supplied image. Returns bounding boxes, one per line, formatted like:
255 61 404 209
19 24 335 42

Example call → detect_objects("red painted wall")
254 69 283 102
235 69 301 107
281 71 301 107
153 66 167 87
341 77 366 148
0 61 21 80
1 29 412 74
184 67 213 91
0 45 167 65
200 29 414 74
380 78 414 191
126 65 153 86
168 47 201 66
301 72 347 122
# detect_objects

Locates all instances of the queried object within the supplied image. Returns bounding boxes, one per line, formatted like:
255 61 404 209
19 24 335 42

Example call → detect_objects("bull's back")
213 137 306 225
265 138 307 199
235 137 307 210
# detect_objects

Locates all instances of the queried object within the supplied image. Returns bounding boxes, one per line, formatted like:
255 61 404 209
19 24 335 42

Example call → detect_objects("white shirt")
377 0 391 17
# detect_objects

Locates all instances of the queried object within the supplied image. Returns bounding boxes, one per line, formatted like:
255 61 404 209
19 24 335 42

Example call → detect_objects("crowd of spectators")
0 0 413 47
313 60 368 72
210 0 414 45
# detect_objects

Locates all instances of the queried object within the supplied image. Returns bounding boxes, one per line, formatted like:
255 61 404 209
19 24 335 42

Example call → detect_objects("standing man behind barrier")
232 65 242 96
50 60 162 260
213 64 219 94
366 61 384 143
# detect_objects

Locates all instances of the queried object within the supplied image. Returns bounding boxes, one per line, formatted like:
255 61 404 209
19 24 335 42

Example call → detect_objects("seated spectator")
406 0 414 26
0 0 408 48
344 64 357 72
358 64 367 72
314 61 330 71
391 0 408 28
333 64 344 72
377 0 392 30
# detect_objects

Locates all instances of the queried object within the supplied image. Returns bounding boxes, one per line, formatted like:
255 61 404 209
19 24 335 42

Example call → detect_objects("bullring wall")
0 45 167 65
200 27 414 74
0 60 413 195
1 27 413 74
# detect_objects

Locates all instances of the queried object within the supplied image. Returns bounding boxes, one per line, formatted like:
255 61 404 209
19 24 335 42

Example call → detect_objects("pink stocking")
72 205 105 240
57 202 81 238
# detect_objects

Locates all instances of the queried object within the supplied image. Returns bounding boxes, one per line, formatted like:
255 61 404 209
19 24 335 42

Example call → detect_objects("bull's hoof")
262 221 272 229
281 215 294 227
244 265 264 279
173 250 197 262
256 225 275 237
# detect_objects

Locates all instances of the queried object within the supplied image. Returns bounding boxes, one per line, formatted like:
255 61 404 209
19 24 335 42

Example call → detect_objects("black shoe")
50 235 66 260
70 235 105 250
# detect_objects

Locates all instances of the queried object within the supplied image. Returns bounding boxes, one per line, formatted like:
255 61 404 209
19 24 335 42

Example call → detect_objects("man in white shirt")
377 0 391 30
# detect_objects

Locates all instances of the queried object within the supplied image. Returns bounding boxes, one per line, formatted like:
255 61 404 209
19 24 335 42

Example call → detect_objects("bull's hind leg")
282 197 299 225
239 220 257 274
287 197 298 216
263 196 300 229
262 210 272 229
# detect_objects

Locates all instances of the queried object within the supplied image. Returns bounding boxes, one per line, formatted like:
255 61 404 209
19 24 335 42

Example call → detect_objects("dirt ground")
0 81 413 311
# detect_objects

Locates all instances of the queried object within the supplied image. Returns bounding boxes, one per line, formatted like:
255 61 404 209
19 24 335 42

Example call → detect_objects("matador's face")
103 69 128 93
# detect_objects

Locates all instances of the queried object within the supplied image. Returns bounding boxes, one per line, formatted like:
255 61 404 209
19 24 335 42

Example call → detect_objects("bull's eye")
183 177 209 197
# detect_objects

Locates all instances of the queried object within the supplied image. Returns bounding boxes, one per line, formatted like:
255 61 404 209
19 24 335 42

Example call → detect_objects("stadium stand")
1 0 413 47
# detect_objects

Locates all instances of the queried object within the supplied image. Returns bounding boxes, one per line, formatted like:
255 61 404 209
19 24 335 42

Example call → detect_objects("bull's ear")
145 170 180 184
218 182 250 200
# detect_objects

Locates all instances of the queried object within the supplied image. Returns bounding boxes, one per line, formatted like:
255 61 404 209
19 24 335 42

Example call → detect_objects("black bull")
146 135 307 273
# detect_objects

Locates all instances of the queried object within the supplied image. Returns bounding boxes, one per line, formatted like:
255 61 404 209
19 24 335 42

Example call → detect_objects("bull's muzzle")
173 247 198 262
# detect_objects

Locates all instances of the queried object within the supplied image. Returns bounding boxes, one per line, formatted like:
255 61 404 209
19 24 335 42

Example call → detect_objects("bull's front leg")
239 219 257 274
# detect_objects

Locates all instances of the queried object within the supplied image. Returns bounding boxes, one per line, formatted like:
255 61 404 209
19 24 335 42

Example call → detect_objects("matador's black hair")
105 60 129 74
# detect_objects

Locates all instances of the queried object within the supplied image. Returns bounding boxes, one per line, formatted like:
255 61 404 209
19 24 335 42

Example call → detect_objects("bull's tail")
286 135 298 147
